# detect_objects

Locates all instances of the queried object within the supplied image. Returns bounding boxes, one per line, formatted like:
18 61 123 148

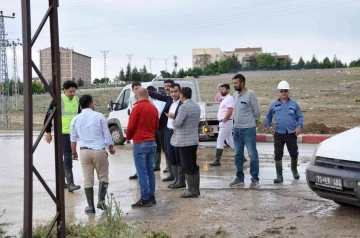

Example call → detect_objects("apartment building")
192 48 222 68
39 47 91 85
192 47 263 68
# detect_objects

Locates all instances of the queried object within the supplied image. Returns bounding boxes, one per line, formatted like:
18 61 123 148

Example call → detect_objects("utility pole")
9 39 22 110
126 54 134 82
173 55 178 77
147 57 153 74
163 58 168 72
100 50 109 79
0 11 15 128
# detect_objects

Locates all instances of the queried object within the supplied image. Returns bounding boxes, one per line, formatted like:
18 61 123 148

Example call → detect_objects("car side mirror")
127 109 130 116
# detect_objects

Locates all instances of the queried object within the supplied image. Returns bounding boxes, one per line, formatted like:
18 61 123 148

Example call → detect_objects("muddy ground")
1 135 359 238
5 68 360 134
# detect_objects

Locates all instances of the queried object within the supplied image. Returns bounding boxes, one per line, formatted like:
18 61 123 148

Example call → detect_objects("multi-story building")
192 48 222 68
39 47 91 85
192 47 263 68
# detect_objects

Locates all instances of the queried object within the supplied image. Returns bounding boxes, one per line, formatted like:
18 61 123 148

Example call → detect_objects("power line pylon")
100 50 109 79
163 58 168 72
147 57 153 74
173 55 178 77
0 11 15 128
9 39 22 110
126 54 133 82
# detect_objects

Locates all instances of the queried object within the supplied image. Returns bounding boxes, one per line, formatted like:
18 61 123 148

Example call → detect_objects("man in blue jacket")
265 80 304 183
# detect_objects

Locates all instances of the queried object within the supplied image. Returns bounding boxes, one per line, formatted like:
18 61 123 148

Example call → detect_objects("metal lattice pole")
0 11 15 128
10 39 21 110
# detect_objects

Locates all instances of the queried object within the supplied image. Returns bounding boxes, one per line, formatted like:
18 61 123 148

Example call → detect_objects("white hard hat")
277 80 290 90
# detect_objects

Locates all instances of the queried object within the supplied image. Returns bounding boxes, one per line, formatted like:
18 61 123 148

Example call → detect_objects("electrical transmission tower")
173 55 178 77
9 39 21 110
0 11 15 128
147 57 153 73
126 54 133 82
163 58 168 72
100 50 109 79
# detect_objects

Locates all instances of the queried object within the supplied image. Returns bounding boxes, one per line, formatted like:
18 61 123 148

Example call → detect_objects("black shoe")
243 158 248 163
131 198 152 207
149 196 157 205
129 174 138 180
154 168 161 172
163 168 169 173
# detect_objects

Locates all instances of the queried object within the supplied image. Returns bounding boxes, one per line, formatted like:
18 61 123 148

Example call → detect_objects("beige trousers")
80 149 109 188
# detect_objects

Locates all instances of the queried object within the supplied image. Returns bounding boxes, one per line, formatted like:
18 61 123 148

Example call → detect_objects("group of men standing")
209 74 304 188
45 72 304 213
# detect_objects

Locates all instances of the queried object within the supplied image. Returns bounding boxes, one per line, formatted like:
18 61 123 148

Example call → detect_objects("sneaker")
250 178 260 188
131 198 152 207
229 178 244 187
149 196 157 205
163 168 169 173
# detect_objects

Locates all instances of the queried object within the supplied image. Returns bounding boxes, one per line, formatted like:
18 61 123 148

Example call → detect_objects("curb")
256 134 333 144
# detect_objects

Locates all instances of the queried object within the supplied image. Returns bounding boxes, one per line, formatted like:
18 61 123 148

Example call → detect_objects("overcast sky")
2 0 360 81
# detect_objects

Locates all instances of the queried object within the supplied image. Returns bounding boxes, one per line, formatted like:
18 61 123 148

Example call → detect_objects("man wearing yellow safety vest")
44 80 81 192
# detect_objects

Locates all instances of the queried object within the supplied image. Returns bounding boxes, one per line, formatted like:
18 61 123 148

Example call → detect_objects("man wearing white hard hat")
264 80 304 183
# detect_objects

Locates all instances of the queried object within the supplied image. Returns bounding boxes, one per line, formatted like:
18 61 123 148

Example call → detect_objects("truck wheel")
333 200 356 207
110 125 126 145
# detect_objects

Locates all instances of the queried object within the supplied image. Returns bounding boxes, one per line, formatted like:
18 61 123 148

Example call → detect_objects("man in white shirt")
70 94 115 213
147 85 166 171
209 84 235 166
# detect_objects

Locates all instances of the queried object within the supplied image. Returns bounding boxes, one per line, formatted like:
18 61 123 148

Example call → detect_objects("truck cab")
107 78 219 145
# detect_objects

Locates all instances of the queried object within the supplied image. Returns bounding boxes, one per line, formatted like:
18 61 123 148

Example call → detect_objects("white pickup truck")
107 78 220 145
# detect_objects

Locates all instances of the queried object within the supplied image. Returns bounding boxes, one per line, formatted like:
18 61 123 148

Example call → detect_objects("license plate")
315 175 343 190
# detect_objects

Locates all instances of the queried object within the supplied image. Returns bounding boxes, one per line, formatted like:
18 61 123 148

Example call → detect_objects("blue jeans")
233 127 259 181
133 141 157 200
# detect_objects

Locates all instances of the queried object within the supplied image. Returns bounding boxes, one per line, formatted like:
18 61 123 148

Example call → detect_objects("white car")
306 126 360 206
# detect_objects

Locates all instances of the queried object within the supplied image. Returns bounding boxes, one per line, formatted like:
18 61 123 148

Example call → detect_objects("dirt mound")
302 122 347 134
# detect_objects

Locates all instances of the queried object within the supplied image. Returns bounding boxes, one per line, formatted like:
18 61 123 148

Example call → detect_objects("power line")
37 0 350 40
100 50 109 79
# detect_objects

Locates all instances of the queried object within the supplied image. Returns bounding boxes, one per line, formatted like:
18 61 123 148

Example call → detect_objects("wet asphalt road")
0 133 354 237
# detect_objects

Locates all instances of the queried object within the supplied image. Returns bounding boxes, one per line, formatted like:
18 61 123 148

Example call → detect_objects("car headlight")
311 144 321 165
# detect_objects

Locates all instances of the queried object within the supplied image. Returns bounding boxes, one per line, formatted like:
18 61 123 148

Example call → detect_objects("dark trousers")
155 130 162 153
156 129 165 153
62 134 73 170
164 129 181 166
179 145 199 175
274 133 299 161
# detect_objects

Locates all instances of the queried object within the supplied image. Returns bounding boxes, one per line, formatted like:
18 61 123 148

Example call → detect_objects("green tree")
321 57 332 69
100 78 109 84
310 54 320 68
225 53 241 70
171 70 177 78
160 71 172 78
177 68 185 78
119 69 126 82
298 56 305 68
256 53 277 68
32 82 44 94
132 67 141 82
77 78 84 87
93 78 101 85
125 63 131 82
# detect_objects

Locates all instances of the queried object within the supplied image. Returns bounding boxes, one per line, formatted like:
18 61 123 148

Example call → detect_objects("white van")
107 78 220 145
306 126 360 206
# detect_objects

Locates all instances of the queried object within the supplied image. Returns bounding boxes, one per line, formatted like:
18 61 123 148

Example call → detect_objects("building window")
216 54 219 58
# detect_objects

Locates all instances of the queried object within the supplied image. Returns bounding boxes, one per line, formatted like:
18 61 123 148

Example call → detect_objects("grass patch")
27 194 169 238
